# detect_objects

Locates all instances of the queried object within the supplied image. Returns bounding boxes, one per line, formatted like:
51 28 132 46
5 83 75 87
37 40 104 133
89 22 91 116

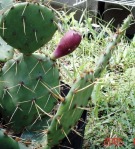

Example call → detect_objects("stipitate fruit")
51 29 82 59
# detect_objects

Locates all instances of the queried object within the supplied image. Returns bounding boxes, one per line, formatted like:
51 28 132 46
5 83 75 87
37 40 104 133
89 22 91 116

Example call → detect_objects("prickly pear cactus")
0 1 133 149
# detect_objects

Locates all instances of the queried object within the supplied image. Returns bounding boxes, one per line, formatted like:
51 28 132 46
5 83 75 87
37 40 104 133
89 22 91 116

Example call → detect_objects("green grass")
42 8 135 148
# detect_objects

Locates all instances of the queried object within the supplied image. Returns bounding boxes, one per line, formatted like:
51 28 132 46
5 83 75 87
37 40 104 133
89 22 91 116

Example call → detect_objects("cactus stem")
94 14 132 78
39 9 45 20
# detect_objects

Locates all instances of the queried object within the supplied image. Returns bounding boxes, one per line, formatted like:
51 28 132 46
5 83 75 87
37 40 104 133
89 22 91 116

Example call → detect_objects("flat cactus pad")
0 2 57 54
0 53 60 133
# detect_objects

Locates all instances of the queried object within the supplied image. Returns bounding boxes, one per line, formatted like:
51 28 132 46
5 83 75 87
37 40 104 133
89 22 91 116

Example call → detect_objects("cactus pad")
44 71 95 148
0 53 60 133
0 128 29 149
0 36 13 62
0 2 57 54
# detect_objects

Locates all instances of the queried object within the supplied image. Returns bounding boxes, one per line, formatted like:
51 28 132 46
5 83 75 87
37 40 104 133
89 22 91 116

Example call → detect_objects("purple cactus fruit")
51 30 82 59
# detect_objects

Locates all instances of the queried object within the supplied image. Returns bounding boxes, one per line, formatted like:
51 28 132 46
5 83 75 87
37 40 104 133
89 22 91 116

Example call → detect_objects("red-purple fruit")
51 30 82 59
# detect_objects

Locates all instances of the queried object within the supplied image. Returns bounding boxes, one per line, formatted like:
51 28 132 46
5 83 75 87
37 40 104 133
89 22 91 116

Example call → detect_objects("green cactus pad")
0 128 29 149
44 71 95 148
94 15 133 78
0 2 57 54
0 128 20 149
0 53 60 134
0 36 13 62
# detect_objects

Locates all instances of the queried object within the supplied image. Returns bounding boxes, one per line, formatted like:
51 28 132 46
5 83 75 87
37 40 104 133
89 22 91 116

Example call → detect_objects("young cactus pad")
0 53 60 134
0 2 57 54
44 71 95 148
